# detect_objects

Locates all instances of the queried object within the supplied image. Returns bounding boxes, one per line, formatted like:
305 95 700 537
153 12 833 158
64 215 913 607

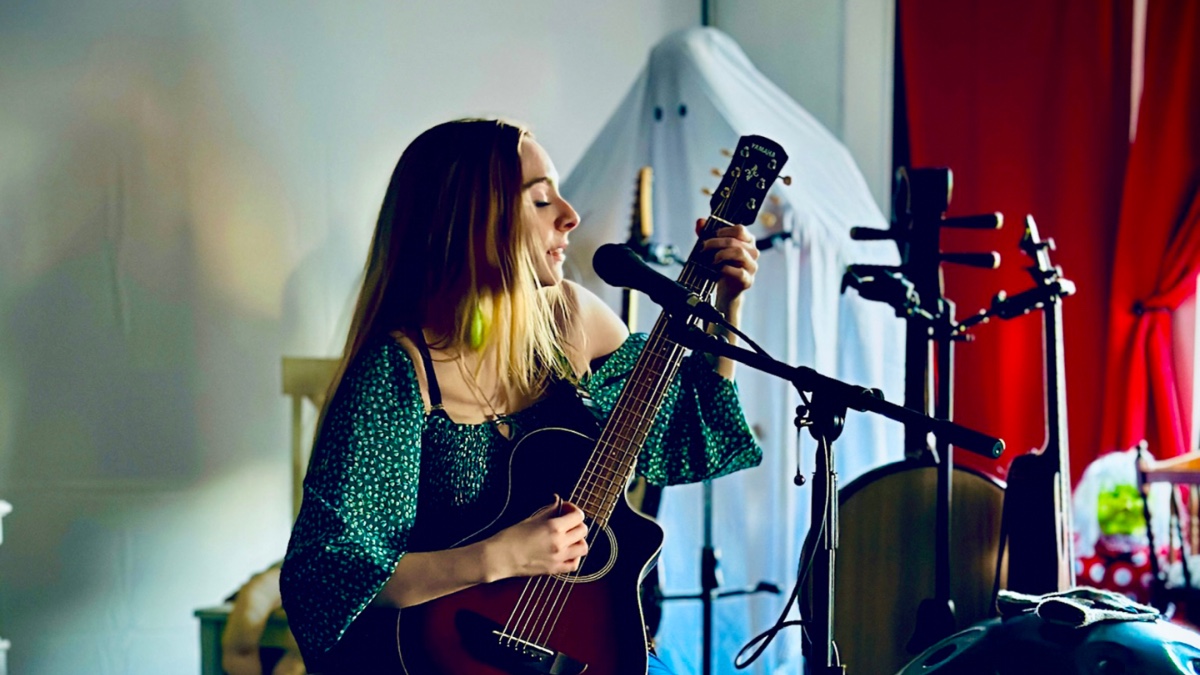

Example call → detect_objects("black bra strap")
411 332 444 409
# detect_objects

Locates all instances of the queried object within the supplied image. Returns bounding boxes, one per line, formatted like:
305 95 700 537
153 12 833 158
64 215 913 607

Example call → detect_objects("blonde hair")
332 119 576 406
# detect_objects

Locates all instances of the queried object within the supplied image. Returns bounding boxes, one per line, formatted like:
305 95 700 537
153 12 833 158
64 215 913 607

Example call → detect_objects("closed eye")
534 201 551 208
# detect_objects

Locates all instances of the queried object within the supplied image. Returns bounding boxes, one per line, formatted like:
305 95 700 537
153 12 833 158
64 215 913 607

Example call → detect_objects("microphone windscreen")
592 243 644 289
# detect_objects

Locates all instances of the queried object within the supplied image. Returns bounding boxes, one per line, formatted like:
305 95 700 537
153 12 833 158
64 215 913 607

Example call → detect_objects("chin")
536 266 564 287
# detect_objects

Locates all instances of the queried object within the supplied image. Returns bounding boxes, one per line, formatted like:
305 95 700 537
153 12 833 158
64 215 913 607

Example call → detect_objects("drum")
802 461 1007 675
898 613 1200 674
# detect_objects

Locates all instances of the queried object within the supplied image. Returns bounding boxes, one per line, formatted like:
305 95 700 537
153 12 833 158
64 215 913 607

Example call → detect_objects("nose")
557 196 580 232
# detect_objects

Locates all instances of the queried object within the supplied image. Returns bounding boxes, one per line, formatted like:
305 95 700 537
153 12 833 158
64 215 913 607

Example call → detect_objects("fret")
572 135 787 526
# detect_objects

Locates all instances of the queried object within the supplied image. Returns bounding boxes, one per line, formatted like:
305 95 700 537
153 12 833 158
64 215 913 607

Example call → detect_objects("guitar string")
530 340 688 646
498 289 688 644
503 254 707 644
503 254 699 646
555 207 727 528
503 168 744 648
500 311 680 644
521 207 729 646
521 346 683 646
501 385 661 646
530 231 720 646
504 345 680 646
569 192 737 502
515 189 736 645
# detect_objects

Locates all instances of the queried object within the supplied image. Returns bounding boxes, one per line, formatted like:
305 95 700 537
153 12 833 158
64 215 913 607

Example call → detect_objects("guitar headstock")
705 135 788 235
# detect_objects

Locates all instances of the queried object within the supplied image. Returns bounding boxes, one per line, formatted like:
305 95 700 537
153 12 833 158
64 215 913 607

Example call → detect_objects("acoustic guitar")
325 135 787 675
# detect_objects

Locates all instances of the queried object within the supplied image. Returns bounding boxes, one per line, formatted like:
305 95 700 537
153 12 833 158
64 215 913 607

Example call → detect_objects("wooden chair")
281 357 340 517
1136 442 1200 612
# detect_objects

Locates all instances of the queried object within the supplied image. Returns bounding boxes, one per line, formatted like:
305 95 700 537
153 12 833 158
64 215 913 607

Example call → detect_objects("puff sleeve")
279 339 426 662
583 333 762 486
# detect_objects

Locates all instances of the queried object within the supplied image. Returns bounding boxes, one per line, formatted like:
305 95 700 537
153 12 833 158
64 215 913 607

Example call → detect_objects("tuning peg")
711 167 722 177
701 187 713 196
851 226 900 242
759 212 778 228
769 194 782 206
720 148 732 157
780 176 792 186
941 252 1000 269
942 213 1003 230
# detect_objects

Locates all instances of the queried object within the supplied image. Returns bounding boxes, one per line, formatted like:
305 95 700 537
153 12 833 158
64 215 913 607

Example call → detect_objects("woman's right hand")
482 496 589 582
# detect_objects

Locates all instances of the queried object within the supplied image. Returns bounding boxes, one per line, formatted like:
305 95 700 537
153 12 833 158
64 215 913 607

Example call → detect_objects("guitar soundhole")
552 522 617 583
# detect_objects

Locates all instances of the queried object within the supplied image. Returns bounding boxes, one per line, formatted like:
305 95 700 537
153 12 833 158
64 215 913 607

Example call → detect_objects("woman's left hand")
697 218 759 310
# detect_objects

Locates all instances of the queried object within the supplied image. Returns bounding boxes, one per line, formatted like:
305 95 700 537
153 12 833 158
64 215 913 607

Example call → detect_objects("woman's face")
519 138 579 286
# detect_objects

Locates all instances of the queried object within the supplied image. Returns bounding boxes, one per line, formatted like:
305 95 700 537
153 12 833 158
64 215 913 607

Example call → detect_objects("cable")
734 424 828 669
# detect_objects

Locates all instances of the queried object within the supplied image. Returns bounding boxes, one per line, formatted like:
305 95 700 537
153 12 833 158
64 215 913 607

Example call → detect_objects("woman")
281 118 763 673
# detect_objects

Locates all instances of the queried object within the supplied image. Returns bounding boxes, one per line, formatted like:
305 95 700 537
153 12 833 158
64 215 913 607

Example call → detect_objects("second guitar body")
322 425 664 675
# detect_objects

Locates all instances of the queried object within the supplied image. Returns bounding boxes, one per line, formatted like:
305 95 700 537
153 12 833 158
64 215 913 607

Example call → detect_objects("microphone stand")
665 317 1004 674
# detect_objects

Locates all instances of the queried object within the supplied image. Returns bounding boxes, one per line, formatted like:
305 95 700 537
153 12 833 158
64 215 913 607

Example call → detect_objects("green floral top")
280 332 761 662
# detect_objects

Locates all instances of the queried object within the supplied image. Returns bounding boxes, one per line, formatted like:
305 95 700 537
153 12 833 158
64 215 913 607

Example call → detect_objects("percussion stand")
666 318 1005 675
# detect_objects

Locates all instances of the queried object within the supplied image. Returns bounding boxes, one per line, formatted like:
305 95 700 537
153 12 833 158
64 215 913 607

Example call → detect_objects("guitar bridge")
456 610 587 675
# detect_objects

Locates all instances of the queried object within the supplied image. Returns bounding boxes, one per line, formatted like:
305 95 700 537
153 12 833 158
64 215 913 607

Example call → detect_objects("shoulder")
561 280 629 362
336 334 423 407
348 334 417 378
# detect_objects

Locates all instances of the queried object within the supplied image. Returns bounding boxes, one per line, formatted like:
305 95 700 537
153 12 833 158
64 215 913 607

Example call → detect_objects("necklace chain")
454 352 506 424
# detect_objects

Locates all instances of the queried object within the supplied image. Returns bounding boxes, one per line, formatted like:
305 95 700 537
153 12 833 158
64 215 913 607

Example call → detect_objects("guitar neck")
574 133 786 527
571 259 718 526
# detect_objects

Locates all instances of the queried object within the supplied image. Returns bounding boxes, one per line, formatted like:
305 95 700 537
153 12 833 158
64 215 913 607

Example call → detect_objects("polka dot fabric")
280 332 762 662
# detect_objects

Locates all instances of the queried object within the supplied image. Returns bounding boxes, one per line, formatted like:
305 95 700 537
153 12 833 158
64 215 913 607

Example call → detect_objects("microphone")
593 243 728 327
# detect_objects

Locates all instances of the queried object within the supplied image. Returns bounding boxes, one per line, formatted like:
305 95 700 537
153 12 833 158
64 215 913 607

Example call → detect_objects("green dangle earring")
468 303 489 350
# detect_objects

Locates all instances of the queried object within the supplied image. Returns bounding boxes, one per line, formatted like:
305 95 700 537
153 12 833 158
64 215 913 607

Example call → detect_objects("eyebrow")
522 176 553 189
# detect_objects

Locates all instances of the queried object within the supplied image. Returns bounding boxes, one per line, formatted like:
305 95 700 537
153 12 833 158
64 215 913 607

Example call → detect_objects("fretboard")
571 251 719 527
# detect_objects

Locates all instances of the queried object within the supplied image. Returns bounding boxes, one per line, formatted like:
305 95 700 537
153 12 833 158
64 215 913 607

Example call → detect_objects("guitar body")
397 426 663 675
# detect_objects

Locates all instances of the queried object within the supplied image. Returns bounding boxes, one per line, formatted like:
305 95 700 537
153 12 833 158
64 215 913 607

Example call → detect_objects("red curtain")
1100 0 1200 462
900 1 1133 482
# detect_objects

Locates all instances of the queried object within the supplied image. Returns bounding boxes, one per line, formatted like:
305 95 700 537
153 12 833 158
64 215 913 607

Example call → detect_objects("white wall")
718 0 895 210
0 1 892 673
